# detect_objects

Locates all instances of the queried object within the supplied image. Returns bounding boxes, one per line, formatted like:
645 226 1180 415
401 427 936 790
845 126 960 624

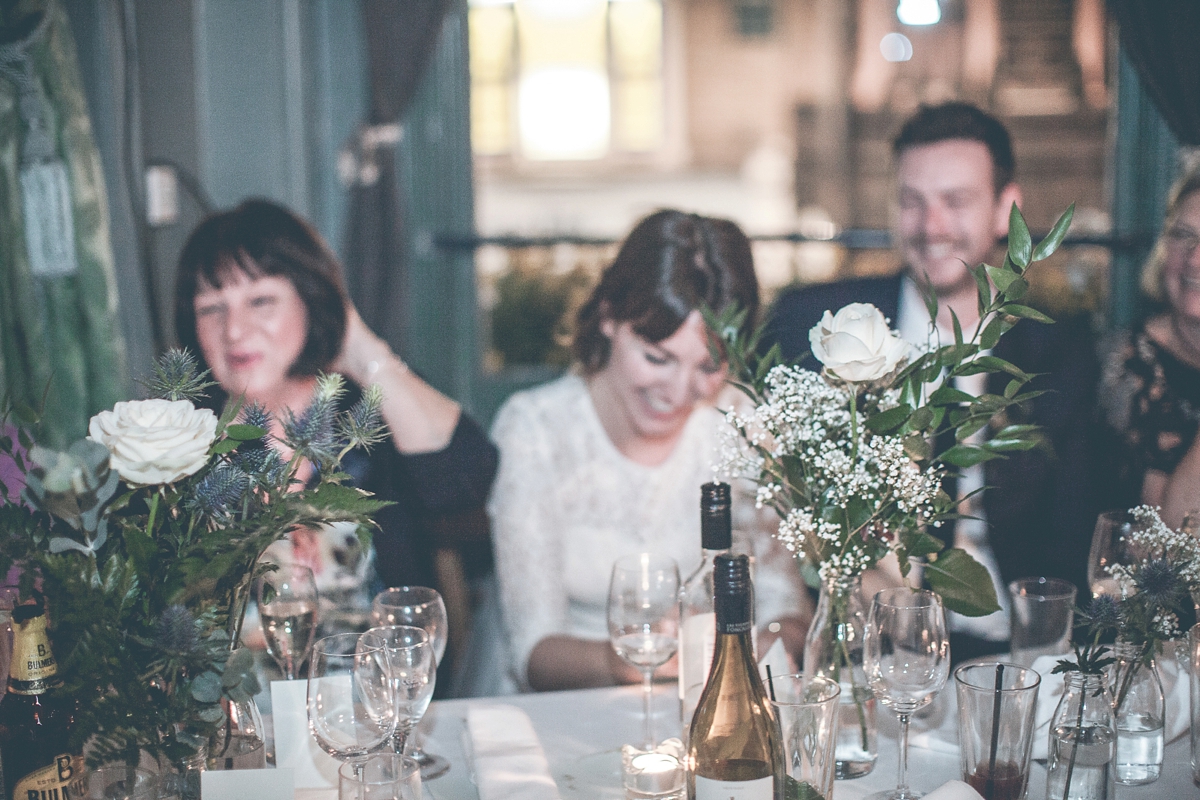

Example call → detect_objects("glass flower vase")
1046 671 1116 800
1107 641 1165 786
208 694 267 770
801 575 877 779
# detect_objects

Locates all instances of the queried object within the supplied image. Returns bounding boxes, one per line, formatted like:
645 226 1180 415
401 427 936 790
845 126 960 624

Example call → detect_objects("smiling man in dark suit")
768 102 1103 662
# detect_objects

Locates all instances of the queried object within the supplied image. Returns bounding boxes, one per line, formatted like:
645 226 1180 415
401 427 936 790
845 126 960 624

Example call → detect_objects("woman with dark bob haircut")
175 198 498 595
487 210 810 693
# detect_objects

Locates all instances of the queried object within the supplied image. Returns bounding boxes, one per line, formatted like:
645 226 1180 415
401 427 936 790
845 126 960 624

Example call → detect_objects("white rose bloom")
88 399 218 486
809 302 910 383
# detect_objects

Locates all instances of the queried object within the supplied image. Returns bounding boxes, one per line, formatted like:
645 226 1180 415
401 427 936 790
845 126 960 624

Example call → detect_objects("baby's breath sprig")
141 348 216 402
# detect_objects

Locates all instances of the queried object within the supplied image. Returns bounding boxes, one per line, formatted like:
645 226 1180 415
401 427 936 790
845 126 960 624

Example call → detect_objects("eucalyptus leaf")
190 671 223 704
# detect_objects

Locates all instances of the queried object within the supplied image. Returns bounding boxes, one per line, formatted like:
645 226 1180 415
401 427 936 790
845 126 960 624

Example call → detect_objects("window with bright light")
469 0 665 161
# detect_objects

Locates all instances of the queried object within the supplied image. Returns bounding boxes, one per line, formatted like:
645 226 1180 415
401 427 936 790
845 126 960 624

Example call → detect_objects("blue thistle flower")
282 387 338 467
337 384 387 451
241 402 273 432
189 464 249 517
1135 559 1181 607
154 605 199 654
1083 594 1121 630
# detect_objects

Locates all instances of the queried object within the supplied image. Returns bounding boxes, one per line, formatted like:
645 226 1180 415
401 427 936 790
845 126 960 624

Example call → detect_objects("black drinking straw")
985 663 1004 798
765 664 777 701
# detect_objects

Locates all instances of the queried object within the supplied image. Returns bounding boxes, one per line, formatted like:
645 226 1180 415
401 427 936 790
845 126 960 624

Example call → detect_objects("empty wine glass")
1088 510 1147 598
256 562 319 679
370 587 449 779
863 588 950 800
307 632 397 779
607 552 680 750
362 625 436 757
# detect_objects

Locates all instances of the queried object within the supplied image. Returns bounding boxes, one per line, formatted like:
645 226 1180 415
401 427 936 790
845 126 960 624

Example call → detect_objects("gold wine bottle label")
12 754 86 800
8 610 63 695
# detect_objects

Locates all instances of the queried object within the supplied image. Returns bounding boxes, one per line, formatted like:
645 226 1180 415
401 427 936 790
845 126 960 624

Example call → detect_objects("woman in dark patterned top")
175 199 499 597
1103 168 1200 528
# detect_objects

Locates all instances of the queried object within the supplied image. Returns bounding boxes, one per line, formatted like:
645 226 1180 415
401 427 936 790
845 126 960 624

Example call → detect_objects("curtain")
0 0 127 448
343 0 453 349
1111 0 1200 146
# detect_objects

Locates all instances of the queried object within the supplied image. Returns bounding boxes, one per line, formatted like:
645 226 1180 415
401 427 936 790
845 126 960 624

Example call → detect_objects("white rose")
88 399 218 486
809 303 910 383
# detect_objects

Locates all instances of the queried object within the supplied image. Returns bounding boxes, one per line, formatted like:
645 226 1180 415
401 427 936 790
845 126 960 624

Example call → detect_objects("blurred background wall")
62 0 1188 423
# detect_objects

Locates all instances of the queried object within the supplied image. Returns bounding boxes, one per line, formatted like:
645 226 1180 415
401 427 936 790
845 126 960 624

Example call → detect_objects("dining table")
293 682 1195 800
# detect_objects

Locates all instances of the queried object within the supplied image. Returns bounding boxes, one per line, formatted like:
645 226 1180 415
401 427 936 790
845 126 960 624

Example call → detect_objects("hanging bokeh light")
896 0 940 26
880 32 914 62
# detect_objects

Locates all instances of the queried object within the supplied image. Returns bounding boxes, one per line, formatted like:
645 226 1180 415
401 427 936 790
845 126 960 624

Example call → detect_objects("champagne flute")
370 587 450 779
362 625 436 757
256 562 319 679
607 552 680 750
863 588 949 800
307 632 397 778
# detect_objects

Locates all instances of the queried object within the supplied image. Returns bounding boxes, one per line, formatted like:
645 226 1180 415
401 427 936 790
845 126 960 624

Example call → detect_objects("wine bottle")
0 601 84 800
679 481 733 730
687 554 782 800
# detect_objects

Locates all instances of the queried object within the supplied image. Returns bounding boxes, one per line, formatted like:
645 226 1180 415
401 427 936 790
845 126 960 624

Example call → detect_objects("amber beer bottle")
0 602 85 800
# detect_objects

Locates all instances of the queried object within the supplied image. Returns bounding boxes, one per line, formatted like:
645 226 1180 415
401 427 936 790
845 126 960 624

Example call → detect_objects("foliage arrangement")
0 350 389 768
1057 504 1200 703
715 203 1075 616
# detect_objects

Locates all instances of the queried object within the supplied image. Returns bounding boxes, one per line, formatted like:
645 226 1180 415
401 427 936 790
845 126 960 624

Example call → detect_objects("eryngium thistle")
154 604 200 655
282 375 342 468
1082 594 1121 631
189 463 249 517
1136 558 1182 607
338 383 387 451
240 402 273 433
232 445 287 485
140 348 216 402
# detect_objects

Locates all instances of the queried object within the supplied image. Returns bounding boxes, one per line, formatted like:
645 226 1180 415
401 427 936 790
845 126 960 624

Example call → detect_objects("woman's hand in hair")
333 305 461 454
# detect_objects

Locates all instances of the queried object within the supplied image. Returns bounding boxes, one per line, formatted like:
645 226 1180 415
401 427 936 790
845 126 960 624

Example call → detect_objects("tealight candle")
622 738 685 799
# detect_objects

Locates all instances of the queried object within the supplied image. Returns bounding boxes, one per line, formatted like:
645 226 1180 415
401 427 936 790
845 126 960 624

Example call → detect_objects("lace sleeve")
487 394 568 690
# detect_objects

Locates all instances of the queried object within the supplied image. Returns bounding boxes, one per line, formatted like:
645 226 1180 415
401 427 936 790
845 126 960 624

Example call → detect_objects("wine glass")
1088 510 1146 598
370 587 450 779
606 552 680 750
863 588 950 800
307 632 397 779
256 562 319 679
362 625 436 757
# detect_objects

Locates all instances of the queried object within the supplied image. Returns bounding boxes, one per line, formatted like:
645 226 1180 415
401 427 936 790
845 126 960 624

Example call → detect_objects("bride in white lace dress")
488 210 812 693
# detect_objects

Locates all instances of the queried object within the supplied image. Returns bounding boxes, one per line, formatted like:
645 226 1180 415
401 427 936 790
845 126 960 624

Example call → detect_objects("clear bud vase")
802 575 877 778
209 694 268 770
1107 641 1165 785
1046 672 1116 800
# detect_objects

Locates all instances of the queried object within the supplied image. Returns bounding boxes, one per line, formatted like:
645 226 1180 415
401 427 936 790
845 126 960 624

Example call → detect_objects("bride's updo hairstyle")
573 209 759 374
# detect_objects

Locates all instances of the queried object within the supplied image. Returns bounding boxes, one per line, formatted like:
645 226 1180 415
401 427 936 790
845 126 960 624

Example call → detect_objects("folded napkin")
922 780 985 800
467 704 561 800
1030 648 1189 760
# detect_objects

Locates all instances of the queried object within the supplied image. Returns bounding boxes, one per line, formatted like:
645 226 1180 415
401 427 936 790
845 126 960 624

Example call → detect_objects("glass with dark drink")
954 662 1041 800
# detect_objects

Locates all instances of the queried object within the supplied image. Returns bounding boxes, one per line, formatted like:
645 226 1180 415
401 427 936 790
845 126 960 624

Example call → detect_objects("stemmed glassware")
362 625 436 757
256 562 319 679
307 632 397 779
606 552 680 750
371 586 450 779
863 588 950 800
1088 510 1146 599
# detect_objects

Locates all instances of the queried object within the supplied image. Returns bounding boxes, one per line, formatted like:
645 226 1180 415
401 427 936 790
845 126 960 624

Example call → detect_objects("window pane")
516 0 611 160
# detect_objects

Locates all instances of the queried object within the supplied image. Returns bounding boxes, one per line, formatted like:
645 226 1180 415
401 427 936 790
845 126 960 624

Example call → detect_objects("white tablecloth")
360 684 1194 800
